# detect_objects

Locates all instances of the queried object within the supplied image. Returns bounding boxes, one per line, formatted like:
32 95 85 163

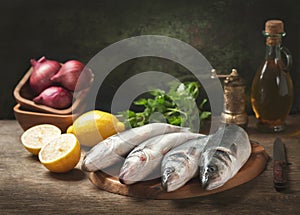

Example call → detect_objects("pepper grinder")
211 68 248 129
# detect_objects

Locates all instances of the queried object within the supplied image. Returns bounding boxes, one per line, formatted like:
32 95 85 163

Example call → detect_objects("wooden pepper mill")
211 68 248 129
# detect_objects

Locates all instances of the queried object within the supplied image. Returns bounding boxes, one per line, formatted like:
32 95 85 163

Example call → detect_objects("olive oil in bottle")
251 20 293 132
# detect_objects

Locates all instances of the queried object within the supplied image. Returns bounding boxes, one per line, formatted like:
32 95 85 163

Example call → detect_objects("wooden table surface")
1 116 299 214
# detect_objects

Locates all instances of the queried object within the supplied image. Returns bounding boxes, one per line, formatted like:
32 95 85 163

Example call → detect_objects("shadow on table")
48 168 87 181
169 178 258 209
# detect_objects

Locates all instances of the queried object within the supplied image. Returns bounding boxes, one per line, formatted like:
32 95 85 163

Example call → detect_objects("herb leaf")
118 81 210 131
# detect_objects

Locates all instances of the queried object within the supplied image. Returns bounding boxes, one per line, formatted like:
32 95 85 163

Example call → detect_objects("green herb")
117 81 211 130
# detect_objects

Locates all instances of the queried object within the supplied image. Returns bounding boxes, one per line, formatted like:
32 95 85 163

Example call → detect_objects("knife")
273 137 288 191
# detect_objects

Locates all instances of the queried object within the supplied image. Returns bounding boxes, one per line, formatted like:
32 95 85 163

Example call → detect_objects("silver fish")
81 123 190 172
119 132 203 184
200 124 251 190
161 135 208 192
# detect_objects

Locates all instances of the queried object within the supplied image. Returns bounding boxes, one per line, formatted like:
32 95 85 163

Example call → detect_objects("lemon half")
21 124 62 155
38 133 81 173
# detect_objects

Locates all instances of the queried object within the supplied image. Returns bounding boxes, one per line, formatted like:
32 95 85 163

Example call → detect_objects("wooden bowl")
13 66 91 115
13 103 78 132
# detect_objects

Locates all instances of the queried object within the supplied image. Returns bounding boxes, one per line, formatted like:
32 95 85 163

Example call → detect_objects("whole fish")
199 124 251 190
161 135 208 192
81 123 190 172
119 132 203 185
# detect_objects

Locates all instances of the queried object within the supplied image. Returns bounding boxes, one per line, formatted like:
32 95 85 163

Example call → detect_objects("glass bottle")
251 20 293 132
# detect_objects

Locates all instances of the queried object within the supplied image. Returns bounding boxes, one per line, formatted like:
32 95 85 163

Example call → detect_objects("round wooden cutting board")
89 142 269 199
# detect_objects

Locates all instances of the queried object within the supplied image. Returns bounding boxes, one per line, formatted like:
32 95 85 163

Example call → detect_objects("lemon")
21 124 62 155
67 110 125 147
38 133 81 173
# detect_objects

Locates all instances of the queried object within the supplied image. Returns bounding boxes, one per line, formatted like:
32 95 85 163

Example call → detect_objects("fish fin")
230 143 238 156
181 127 192 132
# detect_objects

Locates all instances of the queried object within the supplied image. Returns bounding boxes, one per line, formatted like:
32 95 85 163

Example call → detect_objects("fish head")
81 139 117 171
200 148 232 190
119 149 149 184
161 154 194 192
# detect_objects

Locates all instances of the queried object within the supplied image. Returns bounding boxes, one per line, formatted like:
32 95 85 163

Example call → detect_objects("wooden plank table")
1 116 299 214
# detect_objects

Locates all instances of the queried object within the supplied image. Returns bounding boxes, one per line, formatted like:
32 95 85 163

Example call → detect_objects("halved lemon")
21 124 62 155
38 133 81 173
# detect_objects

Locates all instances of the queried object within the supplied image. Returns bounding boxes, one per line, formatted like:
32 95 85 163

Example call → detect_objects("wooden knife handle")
273 160 288 190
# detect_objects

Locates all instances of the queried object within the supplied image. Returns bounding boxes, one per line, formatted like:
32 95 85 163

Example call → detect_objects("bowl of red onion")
13 56 94 115
13 103 78 132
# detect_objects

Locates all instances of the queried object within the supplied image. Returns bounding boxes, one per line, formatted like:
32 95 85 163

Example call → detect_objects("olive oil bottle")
251 20 293 132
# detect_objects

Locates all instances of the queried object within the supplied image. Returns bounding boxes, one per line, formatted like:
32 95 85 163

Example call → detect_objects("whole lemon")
67 110 125 147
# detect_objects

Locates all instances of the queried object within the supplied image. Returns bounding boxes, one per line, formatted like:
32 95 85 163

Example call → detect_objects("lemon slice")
21 124 62 155
38 133 81 173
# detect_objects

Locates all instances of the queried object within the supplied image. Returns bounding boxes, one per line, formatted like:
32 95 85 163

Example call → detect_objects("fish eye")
207 165 217 173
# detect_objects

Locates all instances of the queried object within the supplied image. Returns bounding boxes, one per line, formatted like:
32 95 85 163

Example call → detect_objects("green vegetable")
118 81 211 131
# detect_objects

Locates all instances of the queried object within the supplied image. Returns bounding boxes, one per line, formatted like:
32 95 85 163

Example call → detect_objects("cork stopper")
264 20 285 45
265 20 284 34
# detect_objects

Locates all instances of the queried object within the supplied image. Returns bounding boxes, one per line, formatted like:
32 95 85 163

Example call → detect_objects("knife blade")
273 137 288 191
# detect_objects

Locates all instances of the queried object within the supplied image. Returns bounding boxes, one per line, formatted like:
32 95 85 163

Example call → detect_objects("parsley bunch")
118 82 211 130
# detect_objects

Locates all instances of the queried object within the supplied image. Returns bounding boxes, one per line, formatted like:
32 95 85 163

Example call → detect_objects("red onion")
50 60 94 91
29 56 61 95
33 86 73 109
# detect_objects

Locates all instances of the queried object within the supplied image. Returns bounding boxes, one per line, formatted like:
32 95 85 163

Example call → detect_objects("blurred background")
1 0 299 119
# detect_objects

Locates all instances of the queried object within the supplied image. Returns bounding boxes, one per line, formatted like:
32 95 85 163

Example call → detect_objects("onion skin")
29 56 61 95
50 60 94 91
33 86 73 109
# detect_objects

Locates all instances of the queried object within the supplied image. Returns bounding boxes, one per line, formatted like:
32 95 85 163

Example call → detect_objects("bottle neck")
265 37 282 60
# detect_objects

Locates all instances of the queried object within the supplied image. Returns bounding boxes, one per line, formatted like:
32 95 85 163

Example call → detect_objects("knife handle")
273 160 288 190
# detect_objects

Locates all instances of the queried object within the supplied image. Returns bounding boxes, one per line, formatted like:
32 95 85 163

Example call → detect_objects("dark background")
1 0 299 119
